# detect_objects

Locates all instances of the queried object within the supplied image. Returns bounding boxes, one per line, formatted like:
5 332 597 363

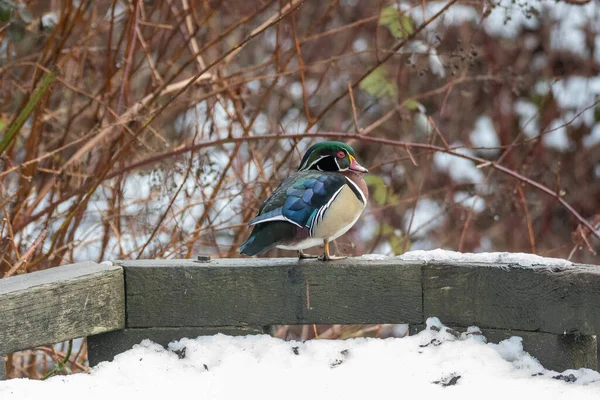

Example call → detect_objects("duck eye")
336 151 345 158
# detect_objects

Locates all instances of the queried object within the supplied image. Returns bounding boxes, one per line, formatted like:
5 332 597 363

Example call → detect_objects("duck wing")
249 171 346 229
240 171 346 256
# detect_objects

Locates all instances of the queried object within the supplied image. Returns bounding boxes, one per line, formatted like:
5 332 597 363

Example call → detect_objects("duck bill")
349 155 368 173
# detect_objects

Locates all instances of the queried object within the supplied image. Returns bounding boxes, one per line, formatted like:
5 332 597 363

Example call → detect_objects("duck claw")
318 254 347 261
297 250 318 260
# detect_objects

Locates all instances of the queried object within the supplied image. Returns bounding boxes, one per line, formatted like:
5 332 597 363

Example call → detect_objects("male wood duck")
240 141 369 261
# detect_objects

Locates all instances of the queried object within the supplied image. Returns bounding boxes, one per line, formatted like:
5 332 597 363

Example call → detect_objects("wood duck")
240 141 369 261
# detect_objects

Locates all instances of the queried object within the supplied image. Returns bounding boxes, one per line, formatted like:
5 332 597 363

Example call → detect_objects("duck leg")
297 250 318 259
319 239 346 261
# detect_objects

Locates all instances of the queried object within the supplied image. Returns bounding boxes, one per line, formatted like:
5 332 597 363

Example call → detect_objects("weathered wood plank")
482 329 597 371
0 356 5 380
88 327 265 366
423 262 600 335
120 258 423 327
0 262 125 355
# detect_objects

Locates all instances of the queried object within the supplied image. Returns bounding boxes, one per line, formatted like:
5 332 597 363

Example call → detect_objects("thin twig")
4 229 47 277
348 81 361 133
22 132 600 243
518 185 536 253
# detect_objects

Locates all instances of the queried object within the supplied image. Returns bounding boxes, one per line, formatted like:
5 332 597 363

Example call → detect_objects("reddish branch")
19 132 600 242
305 0 459 131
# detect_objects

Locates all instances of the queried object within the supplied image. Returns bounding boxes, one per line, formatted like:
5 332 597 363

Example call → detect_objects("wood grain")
0 356 5 380
88 326 265 366
423 262 600 335
482 328 597 371
4 257 600 377
119 258 423 328
0 262 125 355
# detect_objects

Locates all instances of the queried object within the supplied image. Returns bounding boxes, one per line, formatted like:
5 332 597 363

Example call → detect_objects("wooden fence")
1 257 600 379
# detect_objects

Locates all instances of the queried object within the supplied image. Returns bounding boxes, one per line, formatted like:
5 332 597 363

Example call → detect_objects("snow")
175 99 237 138
403 198 445 236
3 318 599 399
405 0 600 57
289 82 303 99
373 241 394 256
392 323 409 337
545 1 600 62
470 116 500 156
483 0 539 39
398 248 573 268
358 214 378 242
352 38 368 52
428 49 446 78
402 40 445 78
432 144 485 185
252 112 270 135
515 97 576 152
583 124 600 149
475 236 494 253
454 192 486 214
489 336 539 367
355 253 391 260
549 77 600 128
515 100 539 138
281 107 313 133
413 109 432 137
41 12 59 30
405 3 478 37
543 118 572 152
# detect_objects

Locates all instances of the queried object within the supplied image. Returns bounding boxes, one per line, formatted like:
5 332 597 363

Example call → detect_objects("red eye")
336 151 345 158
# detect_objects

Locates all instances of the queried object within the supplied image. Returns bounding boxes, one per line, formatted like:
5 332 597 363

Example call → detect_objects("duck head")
297 141 368 173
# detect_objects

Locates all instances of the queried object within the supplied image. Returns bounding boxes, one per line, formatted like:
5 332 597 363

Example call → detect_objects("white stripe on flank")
344 177 367 204
249 215 303 228
309 186 344 237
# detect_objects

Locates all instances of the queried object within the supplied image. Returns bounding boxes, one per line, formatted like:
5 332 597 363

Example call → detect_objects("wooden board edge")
0 266 125 355
0 262 122 294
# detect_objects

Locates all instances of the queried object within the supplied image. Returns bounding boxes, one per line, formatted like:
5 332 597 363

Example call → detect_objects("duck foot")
318 239 346 261
318 254 347 261
297 250 318 260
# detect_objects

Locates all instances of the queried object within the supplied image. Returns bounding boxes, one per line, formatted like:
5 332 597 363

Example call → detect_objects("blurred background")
1 0 599 378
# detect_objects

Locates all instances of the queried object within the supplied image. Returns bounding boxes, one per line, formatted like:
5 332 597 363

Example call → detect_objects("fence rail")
0 262 124 355
1 257 599 379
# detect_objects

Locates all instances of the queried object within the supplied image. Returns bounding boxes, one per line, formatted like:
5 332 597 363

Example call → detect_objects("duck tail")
239 222 292 256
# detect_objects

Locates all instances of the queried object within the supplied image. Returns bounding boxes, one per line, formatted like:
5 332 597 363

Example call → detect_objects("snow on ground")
398 248 572 268
2 318 599 399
